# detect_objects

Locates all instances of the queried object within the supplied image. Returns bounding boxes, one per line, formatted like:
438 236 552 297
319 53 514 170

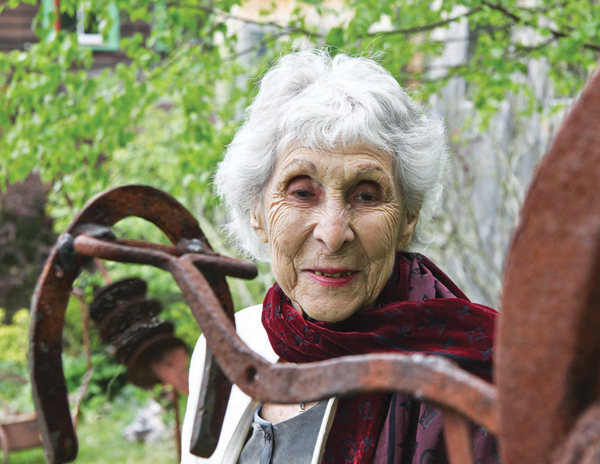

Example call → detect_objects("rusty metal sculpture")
29 69 600 464
497 69 600 463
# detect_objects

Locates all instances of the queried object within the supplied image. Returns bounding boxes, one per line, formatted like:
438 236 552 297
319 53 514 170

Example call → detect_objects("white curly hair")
215 48 448 262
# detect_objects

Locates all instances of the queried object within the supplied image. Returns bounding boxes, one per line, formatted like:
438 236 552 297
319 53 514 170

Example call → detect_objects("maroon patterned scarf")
261 253 497 464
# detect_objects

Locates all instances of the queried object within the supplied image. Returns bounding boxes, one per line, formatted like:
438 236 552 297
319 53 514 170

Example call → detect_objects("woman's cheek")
267 205 307 291
268 205 313 256
355 208 403 257
357 209 403 298
272 252 297 290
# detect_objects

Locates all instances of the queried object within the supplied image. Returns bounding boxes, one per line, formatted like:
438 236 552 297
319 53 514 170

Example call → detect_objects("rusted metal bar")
170 254 499 432
497 67 600 462
75 236 258 280
443 409 475 464
190 348 232 457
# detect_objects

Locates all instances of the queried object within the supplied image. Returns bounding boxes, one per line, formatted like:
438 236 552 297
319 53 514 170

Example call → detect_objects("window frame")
41 0 120 51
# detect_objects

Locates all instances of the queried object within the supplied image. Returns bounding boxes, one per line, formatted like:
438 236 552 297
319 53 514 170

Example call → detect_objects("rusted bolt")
57 234 75 272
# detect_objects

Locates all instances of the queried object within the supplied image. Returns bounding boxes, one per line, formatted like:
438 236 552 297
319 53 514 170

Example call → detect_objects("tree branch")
222 12 325 38
370 6 483 36
214 5 484 40
224 5 484 40
513 1 568 14
514 36 558 54
481 1 600 52
547 28 600 51
481 1 521 22
162 2 325 38
226 30 290 61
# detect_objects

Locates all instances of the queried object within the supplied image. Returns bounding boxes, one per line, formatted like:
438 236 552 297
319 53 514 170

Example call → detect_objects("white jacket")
181 304 338 464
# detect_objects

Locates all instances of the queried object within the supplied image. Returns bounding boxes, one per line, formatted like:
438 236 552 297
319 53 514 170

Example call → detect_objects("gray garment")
237 401 328 464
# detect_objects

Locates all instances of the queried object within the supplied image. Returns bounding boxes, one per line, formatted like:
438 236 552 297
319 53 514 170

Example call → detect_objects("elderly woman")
181 49 498 464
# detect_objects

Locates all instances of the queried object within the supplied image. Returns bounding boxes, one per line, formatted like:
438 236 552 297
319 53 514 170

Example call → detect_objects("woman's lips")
305 268 358 287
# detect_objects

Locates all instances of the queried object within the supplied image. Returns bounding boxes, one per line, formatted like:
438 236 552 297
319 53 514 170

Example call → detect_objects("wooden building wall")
0 1 150 68
0 2 38 52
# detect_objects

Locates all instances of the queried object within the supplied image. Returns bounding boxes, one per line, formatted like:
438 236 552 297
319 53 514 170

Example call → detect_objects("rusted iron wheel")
498 69 600 463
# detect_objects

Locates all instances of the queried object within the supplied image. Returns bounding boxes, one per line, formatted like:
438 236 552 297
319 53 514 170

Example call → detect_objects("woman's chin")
303 308 356 322
282 271 377 322
298 297 365 322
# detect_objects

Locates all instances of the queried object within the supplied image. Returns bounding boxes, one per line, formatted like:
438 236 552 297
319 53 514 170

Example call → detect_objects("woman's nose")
313 202 354 253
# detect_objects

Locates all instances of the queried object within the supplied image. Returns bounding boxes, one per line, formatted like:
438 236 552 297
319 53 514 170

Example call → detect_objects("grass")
6 395 182 464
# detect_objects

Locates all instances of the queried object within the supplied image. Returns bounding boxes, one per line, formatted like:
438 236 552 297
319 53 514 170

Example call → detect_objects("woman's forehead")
275 145 395 177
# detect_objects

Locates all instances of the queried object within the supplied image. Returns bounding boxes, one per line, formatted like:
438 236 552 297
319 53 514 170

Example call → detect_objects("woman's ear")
396 209 420 252
250 204 269 243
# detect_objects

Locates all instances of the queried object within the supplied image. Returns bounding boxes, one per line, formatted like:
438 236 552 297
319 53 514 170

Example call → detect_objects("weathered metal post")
497 69 600 463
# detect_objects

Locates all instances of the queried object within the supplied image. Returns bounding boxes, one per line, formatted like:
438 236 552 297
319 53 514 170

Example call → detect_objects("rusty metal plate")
498 69 600 463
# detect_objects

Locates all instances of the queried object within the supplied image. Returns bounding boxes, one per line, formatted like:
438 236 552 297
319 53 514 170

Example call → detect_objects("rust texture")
497 69 600 463
443 410 475 464
554 403 600 464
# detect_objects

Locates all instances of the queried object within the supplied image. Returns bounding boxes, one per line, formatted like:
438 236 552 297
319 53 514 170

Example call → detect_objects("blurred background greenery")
1 0 598 461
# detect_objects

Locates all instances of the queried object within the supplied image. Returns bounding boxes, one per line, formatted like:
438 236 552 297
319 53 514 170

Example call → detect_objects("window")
42 0 120 51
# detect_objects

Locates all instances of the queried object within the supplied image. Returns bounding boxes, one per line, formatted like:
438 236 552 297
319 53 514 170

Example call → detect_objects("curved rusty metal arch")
498 69 600 463
29 186 239 464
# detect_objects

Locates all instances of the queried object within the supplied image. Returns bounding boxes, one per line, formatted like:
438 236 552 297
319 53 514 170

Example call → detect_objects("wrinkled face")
251 146 419 322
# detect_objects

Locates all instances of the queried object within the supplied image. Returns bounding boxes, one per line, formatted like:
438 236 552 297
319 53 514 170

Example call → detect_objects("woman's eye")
352 182 382 204
356 193 377 202
286 177 318 202
292 189 314 200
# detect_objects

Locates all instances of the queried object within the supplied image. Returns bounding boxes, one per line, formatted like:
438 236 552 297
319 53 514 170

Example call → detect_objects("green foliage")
0 309 34 414
8 388 180 463
3 0 596 229
0 308 29 364
3 0 597 209
1 0 598 427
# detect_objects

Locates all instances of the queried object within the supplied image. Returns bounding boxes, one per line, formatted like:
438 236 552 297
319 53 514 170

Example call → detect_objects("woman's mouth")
313 271 353 277
307 269 357 287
